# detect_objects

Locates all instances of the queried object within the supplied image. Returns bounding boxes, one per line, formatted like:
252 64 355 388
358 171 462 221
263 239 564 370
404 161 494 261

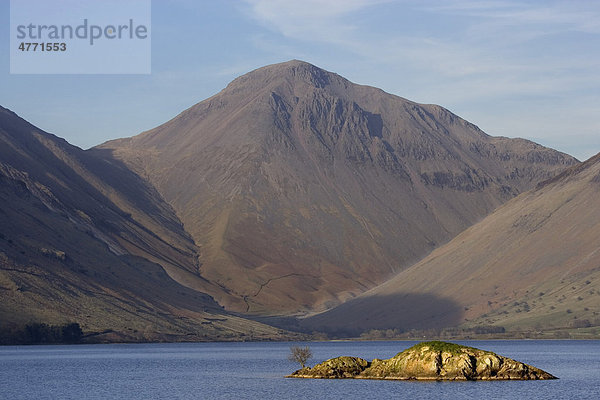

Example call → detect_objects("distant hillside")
302 152 600 336
98 60 577 316
0 106 291 342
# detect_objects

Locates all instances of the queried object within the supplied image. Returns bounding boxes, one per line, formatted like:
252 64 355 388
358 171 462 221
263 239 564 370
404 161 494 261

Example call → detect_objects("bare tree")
288 345 312 368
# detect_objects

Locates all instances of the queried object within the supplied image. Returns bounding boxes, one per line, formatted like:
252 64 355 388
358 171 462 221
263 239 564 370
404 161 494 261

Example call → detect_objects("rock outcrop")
287 341 557 380
293 356 370 379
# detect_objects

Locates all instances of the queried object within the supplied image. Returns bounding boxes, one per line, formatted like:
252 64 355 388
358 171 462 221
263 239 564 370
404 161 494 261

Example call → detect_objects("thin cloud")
242 0 600 97
242 0 391 41
245 0 390 20
429 0 600 33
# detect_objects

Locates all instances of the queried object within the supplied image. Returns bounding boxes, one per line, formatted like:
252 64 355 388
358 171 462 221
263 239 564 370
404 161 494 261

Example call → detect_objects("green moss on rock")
403 341 478 355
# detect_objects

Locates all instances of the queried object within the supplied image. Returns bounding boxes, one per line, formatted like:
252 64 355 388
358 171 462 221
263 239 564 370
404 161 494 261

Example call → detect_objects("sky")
1 0 599 161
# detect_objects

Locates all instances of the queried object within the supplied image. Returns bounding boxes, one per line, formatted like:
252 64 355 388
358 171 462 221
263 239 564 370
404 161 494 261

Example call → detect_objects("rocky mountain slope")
98 60 576 316
303 152 600 335
0 106 289 342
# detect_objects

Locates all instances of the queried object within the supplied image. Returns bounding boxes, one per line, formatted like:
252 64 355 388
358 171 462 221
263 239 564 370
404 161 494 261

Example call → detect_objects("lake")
1 340 599 399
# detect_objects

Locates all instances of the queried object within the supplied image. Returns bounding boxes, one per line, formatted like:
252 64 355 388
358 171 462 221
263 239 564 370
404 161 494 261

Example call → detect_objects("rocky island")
287 341 557 380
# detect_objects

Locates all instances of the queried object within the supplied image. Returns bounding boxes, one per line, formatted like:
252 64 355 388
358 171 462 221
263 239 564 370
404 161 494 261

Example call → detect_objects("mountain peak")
98 61 577 316
225 60 345 93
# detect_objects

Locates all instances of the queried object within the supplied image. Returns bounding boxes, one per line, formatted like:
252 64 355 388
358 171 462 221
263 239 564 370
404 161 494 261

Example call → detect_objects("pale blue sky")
1 0 599 160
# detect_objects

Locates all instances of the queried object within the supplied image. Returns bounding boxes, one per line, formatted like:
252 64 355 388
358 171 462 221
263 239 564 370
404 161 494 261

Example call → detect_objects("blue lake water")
1 340 599 399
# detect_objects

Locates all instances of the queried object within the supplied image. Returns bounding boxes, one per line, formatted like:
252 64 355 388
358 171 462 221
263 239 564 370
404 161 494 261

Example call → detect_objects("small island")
286 341 557 380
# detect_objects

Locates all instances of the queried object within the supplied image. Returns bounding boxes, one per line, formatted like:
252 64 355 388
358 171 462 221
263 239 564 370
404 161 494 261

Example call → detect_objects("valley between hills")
2 60 598 343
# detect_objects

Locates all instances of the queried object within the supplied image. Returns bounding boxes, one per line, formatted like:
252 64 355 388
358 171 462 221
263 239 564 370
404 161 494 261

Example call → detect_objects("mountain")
302 152 600 336
0 106 290 342
98 60 577 317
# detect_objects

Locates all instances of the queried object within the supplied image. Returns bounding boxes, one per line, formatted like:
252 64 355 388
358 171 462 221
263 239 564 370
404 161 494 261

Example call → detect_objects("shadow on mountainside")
297 292 464 337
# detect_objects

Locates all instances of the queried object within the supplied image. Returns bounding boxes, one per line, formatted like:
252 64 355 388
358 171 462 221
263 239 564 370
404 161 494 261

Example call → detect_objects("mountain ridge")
98 60 577 317
1 60 585 339
302 150 600 335
0 105 292 342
